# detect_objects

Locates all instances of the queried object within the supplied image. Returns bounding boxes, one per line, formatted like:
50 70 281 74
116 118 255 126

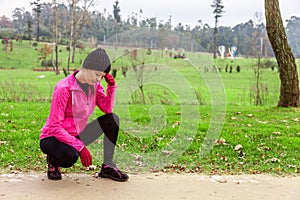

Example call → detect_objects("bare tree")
67 0 77 74
52 0 60 75
251 12 265 105
265 0 299 107
71 0 94 63
67 0 94 74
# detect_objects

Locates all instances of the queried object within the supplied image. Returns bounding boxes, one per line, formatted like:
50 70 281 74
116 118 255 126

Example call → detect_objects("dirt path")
0 172 299 200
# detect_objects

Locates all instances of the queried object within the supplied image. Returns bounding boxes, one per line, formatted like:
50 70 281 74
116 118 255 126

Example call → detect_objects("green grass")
0 40 90 70
0 102 299 175
0 41 299 175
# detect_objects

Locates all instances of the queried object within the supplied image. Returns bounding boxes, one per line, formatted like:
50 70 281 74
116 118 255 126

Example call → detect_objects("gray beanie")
82 48 111 73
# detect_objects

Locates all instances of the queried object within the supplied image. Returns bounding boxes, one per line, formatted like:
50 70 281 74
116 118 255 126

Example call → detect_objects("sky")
0 0 299 28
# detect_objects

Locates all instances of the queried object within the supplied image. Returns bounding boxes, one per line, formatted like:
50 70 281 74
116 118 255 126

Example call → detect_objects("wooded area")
0 1 299 58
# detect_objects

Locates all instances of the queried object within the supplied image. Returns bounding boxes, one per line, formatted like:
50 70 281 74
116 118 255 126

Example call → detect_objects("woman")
40 48 128 182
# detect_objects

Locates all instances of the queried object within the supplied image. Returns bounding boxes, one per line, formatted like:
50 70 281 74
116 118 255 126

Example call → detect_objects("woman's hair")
89 85 95 95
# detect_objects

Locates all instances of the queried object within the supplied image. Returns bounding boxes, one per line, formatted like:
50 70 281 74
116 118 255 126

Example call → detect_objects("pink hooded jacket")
40 71 116 152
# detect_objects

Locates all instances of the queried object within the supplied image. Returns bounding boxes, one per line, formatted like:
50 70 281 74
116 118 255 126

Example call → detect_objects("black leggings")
40 113 119 168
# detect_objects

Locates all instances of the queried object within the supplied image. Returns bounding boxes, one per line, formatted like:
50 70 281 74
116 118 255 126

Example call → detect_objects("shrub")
41 60 53 67
264 59 277 69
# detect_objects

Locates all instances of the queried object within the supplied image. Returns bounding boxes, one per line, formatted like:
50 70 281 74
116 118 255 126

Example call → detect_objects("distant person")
39 48 129 182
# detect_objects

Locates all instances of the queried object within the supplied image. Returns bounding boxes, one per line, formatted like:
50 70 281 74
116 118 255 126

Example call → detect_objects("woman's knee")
58 150 79 168
104 113 119 125
98 113 119 144
98 113 119 128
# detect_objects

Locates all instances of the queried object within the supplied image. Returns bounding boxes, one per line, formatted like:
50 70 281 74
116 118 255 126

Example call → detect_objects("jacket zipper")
73 87 89 106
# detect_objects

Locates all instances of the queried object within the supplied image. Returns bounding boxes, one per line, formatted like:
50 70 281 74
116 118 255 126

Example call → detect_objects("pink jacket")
40 71 116 152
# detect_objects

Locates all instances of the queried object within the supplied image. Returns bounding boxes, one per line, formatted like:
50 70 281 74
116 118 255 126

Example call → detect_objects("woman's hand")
79 146 92 167
104 73 116 86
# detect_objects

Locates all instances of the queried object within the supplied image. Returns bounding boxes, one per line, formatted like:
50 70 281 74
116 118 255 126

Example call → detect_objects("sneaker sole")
47 176 62 181
98 173 128 182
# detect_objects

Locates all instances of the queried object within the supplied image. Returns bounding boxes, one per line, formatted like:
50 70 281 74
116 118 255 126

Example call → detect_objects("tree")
0 15 12 28
27 14 33 42
211 0 225 59
12 8 26 33
72 0 94 64
265 0 299 107
286 16 300 58
66 0 94 74
113 0 121 50
67 0 77 74
52 0 60 75
31 0 42 42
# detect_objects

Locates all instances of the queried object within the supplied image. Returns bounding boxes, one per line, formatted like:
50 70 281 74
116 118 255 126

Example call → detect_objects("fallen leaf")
86 165 97 171
270 157 280 163
264 146 271 151
172 121 180 128
0 141 8 145
219 138 226 144
234 144 243 151
272 132 281 135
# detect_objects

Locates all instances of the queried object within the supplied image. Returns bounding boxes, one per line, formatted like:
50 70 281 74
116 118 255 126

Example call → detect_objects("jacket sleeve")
47 87 84 152
95 83 117 114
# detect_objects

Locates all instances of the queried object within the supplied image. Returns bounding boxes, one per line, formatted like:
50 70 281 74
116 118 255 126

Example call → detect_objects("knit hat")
82 48 111 73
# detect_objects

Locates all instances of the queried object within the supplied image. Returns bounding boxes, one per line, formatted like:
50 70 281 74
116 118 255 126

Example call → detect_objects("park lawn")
0 40 90 70
0 101 299 175
0 41 299 175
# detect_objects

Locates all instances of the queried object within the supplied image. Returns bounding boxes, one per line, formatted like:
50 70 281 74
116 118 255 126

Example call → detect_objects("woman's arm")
47 87 84 152
95 83 117 114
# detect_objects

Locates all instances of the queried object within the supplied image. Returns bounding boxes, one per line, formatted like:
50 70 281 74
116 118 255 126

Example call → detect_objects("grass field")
0 41 299 175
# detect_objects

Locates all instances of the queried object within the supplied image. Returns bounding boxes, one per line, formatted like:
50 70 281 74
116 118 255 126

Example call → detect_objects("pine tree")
211 0 225 59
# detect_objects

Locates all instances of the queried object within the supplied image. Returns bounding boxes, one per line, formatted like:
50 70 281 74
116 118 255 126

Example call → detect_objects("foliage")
113 1 121 23
286 16 300 57
0 2 299 58
38 43 52 67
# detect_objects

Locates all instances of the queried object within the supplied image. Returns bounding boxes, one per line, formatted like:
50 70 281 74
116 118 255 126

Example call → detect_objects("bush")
264 59 277 69
41 60 53 67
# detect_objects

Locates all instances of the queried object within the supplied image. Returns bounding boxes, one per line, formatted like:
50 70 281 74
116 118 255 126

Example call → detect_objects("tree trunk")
213 27 217 59
37 16 40 42
52 0 60 75
67 1 75 75
265 0 299 107
72 33 77 64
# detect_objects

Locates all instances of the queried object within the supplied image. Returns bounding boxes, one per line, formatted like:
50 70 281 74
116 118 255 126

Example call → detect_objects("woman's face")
83 68 106 85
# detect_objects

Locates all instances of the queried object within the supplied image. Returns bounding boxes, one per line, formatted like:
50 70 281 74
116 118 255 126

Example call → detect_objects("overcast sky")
0 0 299 27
